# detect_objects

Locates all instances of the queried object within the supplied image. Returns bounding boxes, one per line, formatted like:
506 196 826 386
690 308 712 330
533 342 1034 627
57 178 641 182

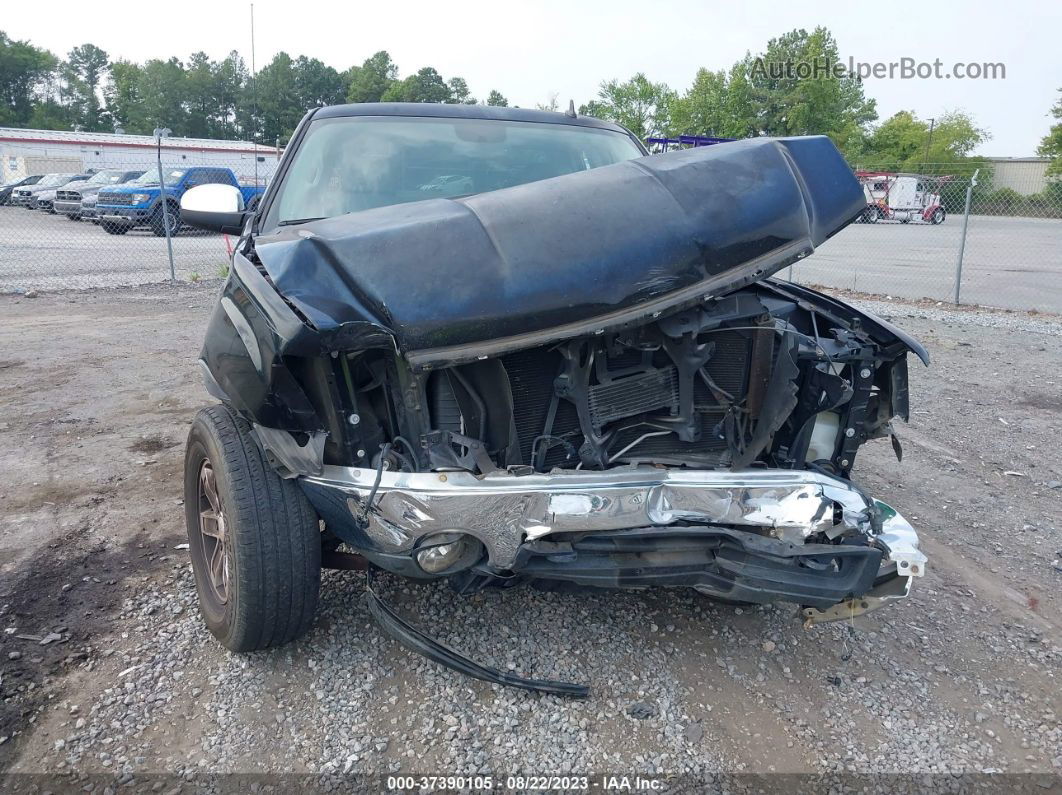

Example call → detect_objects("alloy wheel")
196 460 231 604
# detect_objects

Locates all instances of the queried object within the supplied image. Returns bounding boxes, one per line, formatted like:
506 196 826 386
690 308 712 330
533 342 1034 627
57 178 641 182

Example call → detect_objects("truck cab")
96 167 265 236
857 172 948 224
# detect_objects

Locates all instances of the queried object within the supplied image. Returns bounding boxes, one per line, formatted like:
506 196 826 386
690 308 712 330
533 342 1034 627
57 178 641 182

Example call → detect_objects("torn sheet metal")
301 466 884 569
253 136 866 357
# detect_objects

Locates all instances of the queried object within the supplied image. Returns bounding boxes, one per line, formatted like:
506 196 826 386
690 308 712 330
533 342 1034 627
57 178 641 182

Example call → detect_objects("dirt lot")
0 283 1060 789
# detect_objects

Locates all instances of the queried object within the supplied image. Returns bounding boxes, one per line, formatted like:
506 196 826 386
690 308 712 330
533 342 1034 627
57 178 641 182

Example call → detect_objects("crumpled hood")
254 135 865 354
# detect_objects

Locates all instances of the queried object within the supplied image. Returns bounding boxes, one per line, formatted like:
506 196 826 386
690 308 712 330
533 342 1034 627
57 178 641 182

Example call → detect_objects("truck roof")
311 102 634 137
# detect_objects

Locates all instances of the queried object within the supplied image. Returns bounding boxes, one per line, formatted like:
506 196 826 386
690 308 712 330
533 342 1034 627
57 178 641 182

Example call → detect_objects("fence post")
154 128 177 283
953 168 979 305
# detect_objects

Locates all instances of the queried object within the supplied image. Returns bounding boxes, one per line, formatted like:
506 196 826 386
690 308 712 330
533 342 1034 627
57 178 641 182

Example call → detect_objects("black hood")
254 135 865 356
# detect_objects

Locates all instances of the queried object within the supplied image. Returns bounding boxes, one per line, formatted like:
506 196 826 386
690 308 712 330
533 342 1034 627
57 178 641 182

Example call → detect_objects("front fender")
200 252 323 431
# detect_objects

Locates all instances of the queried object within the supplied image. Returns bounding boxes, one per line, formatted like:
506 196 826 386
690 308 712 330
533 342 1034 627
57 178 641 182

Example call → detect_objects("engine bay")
323 281 914 482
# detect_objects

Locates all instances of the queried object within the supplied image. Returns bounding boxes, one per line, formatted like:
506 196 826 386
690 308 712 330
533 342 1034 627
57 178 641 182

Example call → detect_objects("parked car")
33 174 92 212
79 192 101 223
10 173 76 207
96 167 265 236
54 169 145 221
179 104 928 696
0 174 44 206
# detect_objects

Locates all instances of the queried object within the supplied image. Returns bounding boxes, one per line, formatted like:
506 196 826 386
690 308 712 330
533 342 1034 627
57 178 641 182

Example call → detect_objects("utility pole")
922 118 935 173
250 3 259 188
154 127 176 283
953 168 979 304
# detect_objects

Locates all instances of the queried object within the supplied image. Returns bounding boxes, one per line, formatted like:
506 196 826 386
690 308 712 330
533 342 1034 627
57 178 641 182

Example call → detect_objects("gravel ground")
1 283 1060 791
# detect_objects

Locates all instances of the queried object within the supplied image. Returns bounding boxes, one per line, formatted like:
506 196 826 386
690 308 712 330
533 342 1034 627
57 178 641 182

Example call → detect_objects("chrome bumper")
302 466 926 583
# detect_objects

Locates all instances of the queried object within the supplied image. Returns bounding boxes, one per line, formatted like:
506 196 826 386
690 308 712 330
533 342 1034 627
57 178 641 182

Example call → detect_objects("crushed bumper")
511 525 885 608
300 466 926 615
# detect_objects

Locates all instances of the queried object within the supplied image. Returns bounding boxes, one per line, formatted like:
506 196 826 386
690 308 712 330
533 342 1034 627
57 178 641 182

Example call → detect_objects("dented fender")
200 250 397 433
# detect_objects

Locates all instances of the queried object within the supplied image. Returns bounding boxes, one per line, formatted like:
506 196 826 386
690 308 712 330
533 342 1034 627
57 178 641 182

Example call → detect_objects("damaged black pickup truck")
180 103 927 695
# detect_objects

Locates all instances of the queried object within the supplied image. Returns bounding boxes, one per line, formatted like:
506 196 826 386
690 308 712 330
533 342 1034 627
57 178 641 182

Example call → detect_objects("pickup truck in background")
96 167 266 236
33 174 92 212
0 174 44 206
11 173 77 207
54 169 145 221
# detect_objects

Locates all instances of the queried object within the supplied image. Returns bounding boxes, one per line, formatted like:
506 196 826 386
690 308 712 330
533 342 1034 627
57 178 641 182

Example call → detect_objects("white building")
985 157 1053 196
0 128 281 185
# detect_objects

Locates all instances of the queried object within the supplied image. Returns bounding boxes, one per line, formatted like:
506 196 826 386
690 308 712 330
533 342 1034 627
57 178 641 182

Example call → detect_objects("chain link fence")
2 138 1061 313
0 134 279 291
787 161 1062 313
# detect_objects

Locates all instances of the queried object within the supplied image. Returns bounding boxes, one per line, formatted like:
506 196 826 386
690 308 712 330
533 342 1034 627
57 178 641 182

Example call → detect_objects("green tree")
251 52 301 143
0 31 58 126
28 98 74 130
294 55 345 108
213 51 247 138
1037 89 1062 176
668 63 758 139
346 50 397 103
445 76 475 104
861 110 989 171
486 89 508 107
136 57 187 134
720 60 757 138
669 67 727 137
743 28 876 155
381 66 450 103
183 51 216 138
104 59 144 132
65 43 109 130
579 73 674 141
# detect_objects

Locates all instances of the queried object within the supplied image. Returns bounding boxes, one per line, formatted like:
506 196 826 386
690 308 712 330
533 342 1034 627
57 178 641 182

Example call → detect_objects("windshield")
86 170 131 185
131 169 186 187
37 173 73 188
265 116 643 228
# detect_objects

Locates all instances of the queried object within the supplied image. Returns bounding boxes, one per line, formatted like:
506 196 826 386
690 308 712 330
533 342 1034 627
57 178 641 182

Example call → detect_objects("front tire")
184 405 321 652
151 203 181 237
931 208 946 225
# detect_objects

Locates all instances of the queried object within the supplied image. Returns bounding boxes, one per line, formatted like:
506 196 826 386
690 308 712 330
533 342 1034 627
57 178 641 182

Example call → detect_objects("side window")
204 169 233 185
184 171 203 188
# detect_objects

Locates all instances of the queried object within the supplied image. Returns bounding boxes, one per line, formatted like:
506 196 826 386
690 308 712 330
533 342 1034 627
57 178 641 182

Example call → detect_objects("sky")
6 0 1060 156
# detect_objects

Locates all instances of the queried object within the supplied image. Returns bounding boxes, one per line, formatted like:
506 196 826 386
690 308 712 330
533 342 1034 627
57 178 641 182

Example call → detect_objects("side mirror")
180 184 247 234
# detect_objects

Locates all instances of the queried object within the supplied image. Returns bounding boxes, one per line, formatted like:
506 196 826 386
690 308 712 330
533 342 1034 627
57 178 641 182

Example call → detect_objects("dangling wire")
359 442 393 525
531 434 578 468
